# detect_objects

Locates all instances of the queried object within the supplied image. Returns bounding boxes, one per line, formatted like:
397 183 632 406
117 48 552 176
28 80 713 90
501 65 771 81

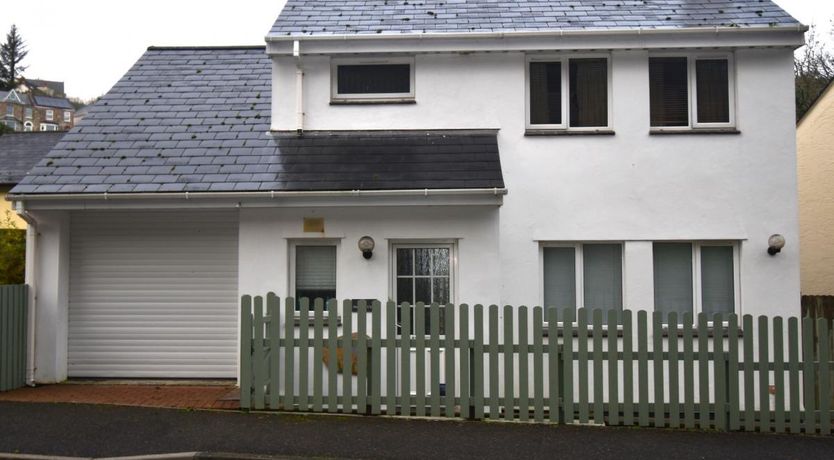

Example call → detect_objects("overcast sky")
0 0 830 100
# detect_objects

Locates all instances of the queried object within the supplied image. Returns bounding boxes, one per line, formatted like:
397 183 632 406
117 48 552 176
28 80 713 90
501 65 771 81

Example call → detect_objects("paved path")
2 401 834 459
0 384 239 410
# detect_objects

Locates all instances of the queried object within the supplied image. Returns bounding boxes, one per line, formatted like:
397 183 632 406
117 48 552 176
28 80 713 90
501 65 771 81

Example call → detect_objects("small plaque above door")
303 217 324 233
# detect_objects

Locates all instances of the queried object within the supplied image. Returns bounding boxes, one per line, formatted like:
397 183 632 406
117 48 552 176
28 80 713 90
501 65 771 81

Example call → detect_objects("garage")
67 211 239 378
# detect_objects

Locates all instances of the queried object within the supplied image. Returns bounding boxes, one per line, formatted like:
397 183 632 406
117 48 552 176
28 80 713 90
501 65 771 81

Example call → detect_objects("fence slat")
533 307 544 423
637 310 649 427
415 302 427 417
682 312 694 429
488 305 500 420
284 297 300 411
445 303 456 418
400 302 412 416
253 297 265 410
239 296 252 409
342 299 353 414
578 308 590 424
758 316 770 433
743 314 755 431
562 308 576 424
652 311 664 428
802 316 816 434
788 317 801 434
697 313 709 429
519 306 530 422
357 300 368 414
327 299 338 413
713 314 726 431
371 301 382 415
430 303 441 417
622 310 634 426
268 293 281 410
547 307 560 424
592 309 604 425
773 316 785 433
460 304 471 419
312 298 324 412
503 305 515 420
473 304 485 419
727 313 740 431
818 318 831 435
608 309 620 426
668 312 679 429
386 301 397 415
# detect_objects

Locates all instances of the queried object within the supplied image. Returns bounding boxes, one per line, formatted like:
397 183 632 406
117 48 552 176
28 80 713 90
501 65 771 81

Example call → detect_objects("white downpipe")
293 40 304 134
15 201 37 386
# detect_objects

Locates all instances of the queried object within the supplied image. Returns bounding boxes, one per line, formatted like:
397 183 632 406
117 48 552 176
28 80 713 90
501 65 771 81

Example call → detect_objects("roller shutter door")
68 211 239 378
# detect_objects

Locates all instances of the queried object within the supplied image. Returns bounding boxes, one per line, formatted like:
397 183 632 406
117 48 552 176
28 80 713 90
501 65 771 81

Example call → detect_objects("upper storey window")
527 55 611 131
649 54 735 130
331 57 415 103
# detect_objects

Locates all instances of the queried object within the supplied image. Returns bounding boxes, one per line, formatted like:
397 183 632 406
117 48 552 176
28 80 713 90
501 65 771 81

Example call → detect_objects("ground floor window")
542 242 623 319
393 244 454 335
653 242 738 322
291 243 337 309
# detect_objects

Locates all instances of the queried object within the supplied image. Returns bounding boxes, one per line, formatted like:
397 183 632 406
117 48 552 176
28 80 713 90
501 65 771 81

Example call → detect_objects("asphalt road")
1 401 833 459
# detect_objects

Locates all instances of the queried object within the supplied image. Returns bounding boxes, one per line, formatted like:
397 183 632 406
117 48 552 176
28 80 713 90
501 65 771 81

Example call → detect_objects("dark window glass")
569 58 608 127
396 247 451 335
696 59 730 124
337 64 411 94
529 62 562 125
649 57 689 127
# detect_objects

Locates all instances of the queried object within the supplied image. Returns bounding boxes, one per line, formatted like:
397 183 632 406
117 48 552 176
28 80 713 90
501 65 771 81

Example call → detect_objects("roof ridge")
146 45 266 51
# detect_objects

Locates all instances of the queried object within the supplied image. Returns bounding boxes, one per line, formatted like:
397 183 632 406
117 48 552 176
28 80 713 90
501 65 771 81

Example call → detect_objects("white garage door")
68 211 239 378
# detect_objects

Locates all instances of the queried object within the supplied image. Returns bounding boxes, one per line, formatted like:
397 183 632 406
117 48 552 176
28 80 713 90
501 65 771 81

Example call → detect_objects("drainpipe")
14 201 37 386
293 40 304 135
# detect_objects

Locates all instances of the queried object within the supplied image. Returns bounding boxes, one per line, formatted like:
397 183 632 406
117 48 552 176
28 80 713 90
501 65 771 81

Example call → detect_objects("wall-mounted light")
358 236 375 260
768 234 786 256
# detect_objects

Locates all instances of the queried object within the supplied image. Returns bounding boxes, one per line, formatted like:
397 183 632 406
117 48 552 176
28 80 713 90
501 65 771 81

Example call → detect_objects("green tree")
0 25 28 91
796 24 834 121
0 211 26 285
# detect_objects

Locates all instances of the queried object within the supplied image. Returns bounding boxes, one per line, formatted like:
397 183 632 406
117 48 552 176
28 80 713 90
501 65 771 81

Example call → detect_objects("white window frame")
24 107 32 119
23 121 32 132
539 241 626 312
649 52 736 131
64 110 72 123
45 109 54 121
525 53 613 132
331 56 416 103
653 241 741 322
39 123 57 131
288 239 340 308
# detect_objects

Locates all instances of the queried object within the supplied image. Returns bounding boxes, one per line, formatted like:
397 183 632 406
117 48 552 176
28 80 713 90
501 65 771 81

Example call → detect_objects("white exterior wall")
272 47 800 317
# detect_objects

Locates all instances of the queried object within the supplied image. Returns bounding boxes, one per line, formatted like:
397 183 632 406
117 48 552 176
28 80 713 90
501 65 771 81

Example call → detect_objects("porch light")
358 236 375 259
767 234 786 256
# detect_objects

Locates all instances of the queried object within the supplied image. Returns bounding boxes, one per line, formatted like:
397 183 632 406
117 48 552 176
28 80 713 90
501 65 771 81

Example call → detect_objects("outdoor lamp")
358 236 375 259
768 234 786 256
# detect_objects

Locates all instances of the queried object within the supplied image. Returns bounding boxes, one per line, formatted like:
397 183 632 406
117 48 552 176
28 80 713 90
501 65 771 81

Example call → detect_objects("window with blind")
649 55 734 128
543 243 622 319
332 58 415 101
653 242 736 323
294 245 337 308
528 56 609 129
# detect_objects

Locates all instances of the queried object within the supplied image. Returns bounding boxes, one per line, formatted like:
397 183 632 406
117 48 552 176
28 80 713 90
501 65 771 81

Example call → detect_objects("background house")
0 132 66 228
798 81 834 295
1 80 76 132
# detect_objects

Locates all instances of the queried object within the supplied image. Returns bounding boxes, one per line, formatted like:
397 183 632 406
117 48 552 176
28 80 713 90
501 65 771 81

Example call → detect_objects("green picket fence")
240 294 834 434
0 284 27 392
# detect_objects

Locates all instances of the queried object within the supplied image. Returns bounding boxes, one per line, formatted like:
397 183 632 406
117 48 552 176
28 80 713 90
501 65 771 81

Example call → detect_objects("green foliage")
0 211 26 285
0 25 28 91
0 123 13 135
796 24 834 121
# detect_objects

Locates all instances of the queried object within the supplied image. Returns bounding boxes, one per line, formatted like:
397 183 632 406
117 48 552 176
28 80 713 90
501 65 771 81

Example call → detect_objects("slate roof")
0 132 65 185
10 47 504 195
32 95 74 110
269 0 800 37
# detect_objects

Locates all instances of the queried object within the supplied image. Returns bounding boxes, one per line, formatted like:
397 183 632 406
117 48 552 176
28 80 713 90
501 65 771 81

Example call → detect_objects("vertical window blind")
569 58 608 128
583 244 623 312
543 247 576 312
529 61 563 125
649 57 689 127
336 64 411 94
295 245 337 305
653 243 694 321
696 59 730 124
701 246 735 317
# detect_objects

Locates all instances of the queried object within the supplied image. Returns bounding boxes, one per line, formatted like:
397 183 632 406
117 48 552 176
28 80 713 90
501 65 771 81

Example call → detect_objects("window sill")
292 315 342 327
330 99 416 106
661 326 743 338
649 128 740 135
525 129 615 137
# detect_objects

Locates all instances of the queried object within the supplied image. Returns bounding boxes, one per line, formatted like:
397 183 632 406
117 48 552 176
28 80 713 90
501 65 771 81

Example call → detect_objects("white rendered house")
9 0 804 383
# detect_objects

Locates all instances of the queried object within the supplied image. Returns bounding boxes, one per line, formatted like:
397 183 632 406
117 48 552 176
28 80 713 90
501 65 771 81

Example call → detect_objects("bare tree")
0 25 28 91
796 23 834 121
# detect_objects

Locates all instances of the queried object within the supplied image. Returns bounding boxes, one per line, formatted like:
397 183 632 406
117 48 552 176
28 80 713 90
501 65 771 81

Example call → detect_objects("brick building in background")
1 79 76 132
